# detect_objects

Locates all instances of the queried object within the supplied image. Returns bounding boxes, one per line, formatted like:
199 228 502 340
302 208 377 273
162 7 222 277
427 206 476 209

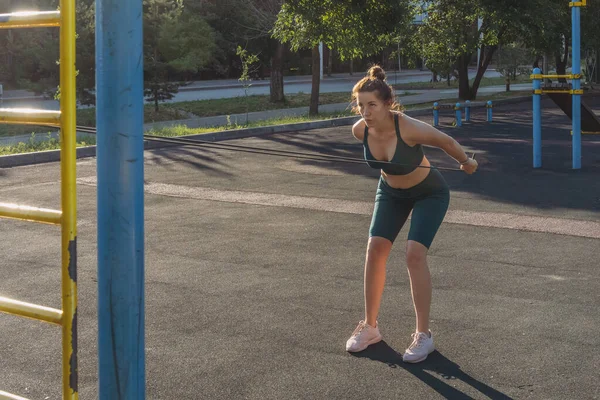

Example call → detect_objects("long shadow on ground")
352 341 515 400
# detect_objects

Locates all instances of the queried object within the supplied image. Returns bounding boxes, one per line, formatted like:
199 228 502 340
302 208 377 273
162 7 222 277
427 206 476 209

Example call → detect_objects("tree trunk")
457 54 472 100
349 59 354 76
154 46 160 112
594 48 600 83
309 45 320 116
270 41 285 103
555 55 566 81
7 30 16 86
431 71 438 83
555 38 569 83
327 46 333 77
470 45 497 99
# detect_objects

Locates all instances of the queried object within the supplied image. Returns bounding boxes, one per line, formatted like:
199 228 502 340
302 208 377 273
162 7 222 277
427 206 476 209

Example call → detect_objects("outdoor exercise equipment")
531 0 600 169
433 101 493 127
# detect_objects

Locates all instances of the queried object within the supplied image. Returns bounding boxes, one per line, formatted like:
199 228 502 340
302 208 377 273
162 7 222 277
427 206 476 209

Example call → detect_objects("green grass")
0 133 96 156
476 90 530 101
133 91 527 139
165 91 415 118
147 111 357 138
72 105 191 127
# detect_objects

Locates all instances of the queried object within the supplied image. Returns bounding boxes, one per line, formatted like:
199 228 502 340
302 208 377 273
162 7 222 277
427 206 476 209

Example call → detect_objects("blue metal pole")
572 3 582 169
533 67 542 168
96 0 145 399
486 101 493 122
465 100 471 122
455 103 462 127
433 102 439 127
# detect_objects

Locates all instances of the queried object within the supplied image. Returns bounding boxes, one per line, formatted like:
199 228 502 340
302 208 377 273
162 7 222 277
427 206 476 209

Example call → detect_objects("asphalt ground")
0 98 599 400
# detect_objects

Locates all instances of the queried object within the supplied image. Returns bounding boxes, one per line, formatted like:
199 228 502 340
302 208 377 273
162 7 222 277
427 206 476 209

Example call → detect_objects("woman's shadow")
351 341 514 400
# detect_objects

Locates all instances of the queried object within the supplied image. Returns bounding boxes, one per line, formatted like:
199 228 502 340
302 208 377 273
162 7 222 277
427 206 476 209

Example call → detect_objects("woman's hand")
460 158 478 174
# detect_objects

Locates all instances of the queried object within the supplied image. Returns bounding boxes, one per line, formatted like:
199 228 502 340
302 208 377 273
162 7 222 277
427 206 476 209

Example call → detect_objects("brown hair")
351 65 403 114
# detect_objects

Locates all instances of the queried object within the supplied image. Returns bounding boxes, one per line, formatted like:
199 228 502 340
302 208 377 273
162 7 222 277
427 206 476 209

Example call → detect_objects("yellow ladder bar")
0 203 62 225
0 390 31 400
59 0 79 398
0 297 62 325
0 108 61 126
0 2 78 399
0 11 60 29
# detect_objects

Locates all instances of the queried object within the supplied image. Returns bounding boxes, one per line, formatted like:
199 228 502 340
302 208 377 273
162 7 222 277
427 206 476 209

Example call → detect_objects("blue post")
433 102 439 127
455 103 462 127
572 3 582 169
533 67 542 168
96 0 145 399
486 101 493 122
465 100 471 122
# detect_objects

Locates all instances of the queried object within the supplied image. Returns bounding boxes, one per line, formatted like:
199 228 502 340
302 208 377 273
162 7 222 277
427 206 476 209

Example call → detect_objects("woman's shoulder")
352 118 367 141
397 112 429 132
396 112 429 147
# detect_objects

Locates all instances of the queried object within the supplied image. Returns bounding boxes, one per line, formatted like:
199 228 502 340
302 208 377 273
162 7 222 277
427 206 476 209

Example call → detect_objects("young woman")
345 65 478 363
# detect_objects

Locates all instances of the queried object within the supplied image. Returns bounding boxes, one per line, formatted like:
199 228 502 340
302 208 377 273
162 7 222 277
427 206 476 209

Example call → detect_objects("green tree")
238 0 286 103
273 0 413 115
75 0 97 105
143 0 215 111
0 0 96 103
521 0 570 81
144 0 184 111
0 0 60 93
525 1 600 84
496 43 533 91
582 5 600 83
236 46 260 125
419 0 542 100
188 0 288 103
185 0 261 78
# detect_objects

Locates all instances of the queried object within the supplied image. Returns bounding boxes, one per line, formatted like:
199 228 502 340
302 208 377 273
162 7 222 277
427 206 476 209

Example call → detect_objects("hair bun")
367 65 386 81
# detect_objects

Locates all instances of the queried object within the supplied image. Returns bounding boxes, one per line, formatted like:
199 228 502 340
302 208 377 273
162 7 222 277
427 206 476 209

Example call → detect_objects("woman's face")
356 91 390 127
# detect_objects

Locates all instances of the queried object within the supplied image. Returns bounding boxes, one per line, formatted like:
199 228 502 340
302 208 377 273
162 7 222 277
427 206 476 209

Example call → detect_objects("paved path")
1 100 599 399
0 68 503 109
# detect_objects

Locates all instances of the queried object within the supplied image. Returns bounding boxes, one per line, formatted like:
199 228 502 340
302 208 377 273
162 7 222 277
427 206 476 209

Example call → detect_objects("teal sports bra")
363 113 424 175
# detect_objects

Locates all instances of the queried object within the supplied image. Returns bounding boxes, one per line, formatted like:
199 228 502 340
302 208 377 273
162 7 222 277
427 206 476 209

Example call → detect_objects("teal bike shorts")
369 168 450 248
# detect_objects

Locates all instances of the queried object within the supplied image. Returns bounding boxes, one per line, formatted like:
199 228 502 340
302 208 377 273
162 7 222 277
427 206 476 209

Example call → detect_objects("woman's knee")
405 241 428 268
366 236 392 261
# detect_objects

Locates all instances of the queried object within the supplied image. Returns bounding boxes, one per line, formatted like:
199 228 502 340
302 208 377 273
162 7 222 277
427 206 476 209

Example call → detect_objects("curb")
0 145 98 168
0 95 531 169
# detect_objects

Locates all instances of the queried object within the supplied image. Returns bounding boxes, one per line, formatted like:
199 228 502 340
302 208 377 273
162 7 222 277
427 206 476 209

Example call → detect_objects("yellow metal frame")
0 203 62 225
569 0 586 7
533 89 584 95
0 3 78 400
530 74 581 80
0 108 61 126
571 131 600 135
0 11 60 29
0 390 32 400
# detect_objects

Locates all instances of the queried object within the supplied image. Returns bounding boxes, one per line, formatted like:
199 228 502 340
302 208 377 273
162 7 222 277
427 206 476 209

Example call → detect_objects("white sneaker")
345 320 382 352
402 331 435 363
